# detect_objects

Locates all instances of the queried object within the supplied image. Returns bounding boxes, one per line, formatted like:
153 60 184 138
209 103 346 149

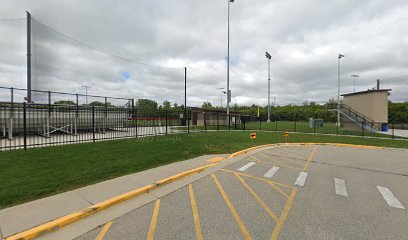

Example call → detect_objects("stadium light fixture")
226 0 235 116
337 53 345 125
351 74 359 92
265 51 272 122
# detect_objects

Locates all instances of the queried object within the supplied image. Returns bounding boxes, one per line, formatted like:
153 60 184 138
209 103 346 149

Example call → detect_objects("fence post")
187 111 190 134
392 121 395 140
362 121 365 138
228 114 231 131
259 117 262 131
92 106 95 142
204 112 207 132
135 108 138 137
275 120 278 132
243 119 246 131
165 111 168 135
23 102 27 150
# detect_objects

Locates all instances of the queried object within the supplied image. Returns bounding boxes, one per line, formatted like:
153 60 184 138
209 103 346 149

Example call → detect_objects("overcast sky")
0 0 407 106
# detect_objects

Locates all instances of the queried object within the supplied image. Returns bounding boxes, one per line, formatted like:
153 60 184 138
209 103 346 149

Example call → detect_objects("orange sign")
284 131 289 137
250 133 257 139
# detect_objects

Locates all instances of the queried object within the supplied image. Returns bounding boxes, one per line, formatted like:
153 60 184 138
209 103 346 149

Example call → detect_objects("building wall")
343 91 388 123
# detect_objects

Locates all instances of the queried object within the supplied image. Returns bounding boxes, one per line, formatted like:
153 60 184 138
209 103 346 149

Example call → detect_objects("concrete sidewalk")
0 154 228 239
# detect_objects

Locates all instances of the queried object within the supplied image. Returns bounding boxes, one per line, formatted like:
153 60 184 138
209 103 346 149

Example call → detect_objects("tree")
202 101 214 109
136 99 158 111
162 101 171 110
54 100 75 105
88 101 112 107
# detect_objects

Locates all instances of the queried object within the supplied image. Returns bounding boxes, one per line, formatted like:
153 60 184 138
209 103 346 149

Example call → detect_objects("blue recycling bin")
381 123 388 132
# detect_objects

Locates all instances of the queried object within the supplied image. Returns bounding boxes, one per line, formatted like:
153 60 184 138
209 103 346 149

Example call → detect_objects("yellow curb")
5 164 216 240
206 157 225 163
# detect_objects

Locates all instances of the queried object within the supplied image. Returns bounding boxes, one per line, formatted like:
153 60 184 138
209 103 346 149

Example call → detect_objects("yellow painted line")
270 188 297 240
189 184 204 240
254 154 304 171
269 148 307 163
146 199 161 240
6 164 216 240
266 182 290 199
250 155 303 171
206 156 225 163
212 174 252 240
303 146 317 171
221 169 296 190
234 173 279 223
95 221 112 240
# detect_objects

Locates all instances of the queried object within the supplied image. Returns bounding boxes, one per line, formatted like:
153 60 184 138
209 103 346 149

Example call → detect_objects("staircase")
333 104 381 133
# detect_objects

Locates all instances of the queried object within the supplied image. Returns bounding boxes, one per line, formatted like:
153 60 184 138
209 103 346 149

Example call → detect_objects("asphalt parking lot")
73 144 408 240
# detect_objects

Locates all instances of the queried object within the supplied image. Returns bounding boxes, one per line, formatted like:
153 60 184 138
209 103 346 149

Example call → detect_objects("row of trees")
53 98 408 123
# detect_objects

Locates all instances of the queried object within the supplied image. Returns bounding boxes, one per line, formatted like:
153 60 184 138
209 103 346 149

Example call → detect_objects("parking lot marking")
262 151 305 167
254 154 303 170
334 178 348 197
234 173 279 223
238 162 256 172
271 188 298 240
264 167 280 178
95 221 112 240
222 169 294 198
146 199 161 240
212 174 252 240
302 146 317 171
377 186 405 209
295 172 308 186
188 184 203 240
270 148 307 161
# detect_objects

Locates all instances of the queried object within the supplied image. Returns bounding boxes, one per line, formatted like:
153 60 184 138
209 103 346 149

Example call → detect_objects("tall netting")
0 18 26 102
31 18 185 106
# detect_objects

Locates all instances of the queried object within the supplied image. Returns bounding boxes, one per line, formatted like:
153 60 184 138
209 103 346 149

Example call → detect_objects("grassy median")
1 131 408 209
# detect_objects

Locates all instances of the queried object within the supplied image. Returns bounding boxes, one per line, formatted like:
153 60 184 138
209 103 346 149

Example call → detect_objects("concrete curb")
4 142 383 240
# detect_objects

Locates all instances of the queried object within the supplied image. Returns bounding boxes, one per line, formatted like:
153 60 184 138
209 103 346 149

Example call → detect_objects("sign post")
284 131 289 143
250 133 257 139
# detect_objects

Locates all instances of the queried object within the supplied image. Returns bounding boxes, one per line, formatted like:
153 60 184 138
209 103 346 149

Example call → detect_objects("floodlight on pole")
337 54 345 126
82 84 92 105
217 88 226 108
226 0 235 117
265 51 272 122
351 74 359 93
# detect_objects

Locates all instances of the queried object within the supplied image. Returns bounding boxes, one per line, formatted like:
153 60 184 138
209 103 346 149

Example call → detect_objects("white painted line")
377 186 405 209
334 178 348 197
238 162 256 172
264 166 280 178
295 172 308 186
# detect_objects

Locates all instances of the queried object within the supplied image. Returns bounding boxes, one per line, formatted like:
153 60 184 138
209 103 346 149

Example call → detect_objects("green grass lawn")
1 131 407 209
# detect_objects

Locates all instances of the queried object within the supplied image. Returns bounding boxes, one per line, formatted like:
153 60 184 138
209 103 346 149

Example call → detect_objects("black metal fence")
193 111 407 140
0 102 188 150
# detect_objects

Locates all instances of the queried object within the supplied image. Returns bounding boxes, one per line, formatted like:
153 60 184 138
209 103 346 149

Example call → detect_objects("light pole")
226 0 235 116
82 84 91 105
265 51 272 122
351 74 359 92
337 54 345 126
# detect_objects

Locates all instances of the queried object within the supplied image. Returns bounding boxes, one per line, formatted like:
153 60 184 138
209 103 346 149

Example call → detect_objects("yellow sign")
250 133 257 139
284 131 289 137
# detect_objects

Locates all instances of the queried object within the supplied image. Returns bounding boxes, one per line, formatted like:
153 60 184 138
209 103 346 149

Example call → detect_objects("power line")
31 17 183 70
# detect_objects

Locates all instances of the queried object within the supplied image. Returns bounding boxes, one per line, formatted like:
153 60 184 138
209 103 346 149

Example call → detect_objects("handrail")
339 104 381 131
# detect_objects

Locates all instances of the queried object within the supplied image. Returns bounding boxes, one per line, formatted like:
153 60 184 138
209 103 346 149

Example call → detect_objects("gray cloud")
0 0 407 107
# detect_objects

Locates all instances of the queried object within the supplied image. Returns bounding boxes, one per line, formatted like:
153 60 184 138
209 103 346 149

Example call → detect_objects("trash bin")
381 123 388 132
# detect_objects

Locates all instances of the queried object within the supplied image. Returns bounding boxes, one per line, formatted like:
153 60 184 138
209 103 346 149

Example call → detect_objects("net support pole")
184 67 187 126
26 11 32 103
